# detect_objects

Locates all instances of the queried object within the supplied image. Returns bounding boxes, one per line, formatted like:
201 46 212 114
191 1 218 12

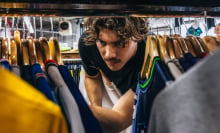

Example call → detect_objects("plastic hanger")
172 38 184 59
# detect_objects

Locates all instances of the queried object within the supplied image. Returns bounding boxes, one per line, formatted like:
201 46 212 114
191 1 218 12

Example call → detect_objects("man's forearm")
90 89 135 133
85 73 103 106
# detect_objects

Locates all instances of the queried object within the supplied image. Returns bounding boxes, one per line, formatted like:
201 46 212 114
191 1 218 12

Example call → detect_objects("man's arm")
90 89 135 133
85 72 104 106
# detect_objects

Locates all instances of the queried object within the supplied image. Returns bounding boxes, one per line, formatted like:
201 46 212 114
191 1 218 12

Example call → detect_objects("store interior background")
1 16 219 53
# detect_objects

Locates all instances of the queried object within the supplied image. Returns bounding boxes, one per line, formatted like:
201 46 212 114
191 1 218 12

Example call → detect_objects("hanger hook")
16 16 19 31
33 16 36 39
40 16 43 37
50 17 54 37
23 17 25 39
4 16 7 38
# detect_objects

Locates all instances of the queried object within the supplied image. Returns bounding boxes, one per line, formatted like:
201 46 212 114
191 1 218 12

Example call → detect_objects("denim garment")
132 57 174 133
58 65 103 133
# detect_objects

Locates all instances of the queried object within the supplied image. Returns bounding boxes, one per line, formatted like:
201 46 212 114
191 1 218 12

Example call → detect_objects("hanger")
32 17 44 68
156 35 169 61
2 38 9 59
20 17 29 65
48 17 63 65
186 36 203 57
140 35 151 79
27 36 38 65
196 37 209 54
183 38 197 57
1 17 9 60
164 35 176 59
176 37 189 54
172 38 184 59
25 16 38 65
39 17 50 63
146 36 160 78
14 17 22 66
10 37 17 65
202 36 219 53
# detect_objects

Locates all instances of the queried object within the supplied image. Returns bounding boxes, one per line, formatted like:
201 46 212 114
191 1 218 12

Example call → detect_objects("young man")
78 17 148 133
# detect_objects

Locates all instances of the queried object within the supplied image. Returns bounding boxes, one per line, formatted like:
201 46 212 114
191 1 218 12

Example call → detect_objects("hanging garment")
187 26 203 36
164 58 183 79
31 63 57 103
0 59 11 70
11 65 21 77
45 60 85 133
132 57 174 133
57 64 103 133
21 65 34 86
148 48 220 133
179 53 199 71
0 67 68 133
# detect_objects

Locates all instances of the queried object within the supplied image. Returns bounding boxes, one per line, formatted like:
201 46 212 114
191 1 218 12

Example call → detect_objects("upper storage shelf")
0 0 220 17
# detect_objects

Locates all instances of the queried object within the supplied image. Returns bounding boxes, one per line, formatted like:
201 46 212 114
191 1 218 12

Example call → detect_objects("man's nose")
104 45 117 59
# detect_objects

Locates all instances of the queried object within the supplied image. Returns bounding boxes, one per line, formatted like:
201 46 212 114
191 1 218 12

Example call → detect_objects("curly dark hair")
83 16 149 46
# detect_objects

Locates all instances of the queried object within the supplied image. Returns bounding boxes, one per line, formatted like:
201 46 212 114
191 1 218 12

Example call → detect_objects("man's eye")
97 40 106 46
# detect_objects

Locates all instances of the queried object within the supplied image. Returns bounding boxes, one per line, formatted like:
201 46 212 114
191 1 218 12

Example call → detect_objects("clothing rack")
0 1 220 17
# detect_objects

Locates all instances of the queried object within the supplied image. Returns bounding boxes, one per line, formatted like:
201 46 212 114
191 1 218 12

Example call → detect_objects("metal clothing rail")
0 1 220 17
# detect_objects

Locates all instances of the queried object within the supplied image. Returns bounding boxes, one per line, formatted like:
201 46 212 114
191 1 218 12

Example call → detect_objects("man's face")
96 28 138 71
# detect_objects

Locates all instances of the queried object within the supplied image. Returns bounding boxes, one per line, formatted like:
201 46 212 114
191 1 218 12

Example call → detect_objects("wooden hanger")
21 39 30 65
48 37 63 65
202 36 218 53
176 37 189 54
2 38 9 59
39 37 50 62
0 37 3 59
146 36 160 78
164 36 176 59
140 35 151 79
156 35 169 60
183 38 197 57
196 37 209 54
172 38 184 59
34 38 44 68
14 30 22 66
186 36 203 57
27 36 38 65
10 37 17 65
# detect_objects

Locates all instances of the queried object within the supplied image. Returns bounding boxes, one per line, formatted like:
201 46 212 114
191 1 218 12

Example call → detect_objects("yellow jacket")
0 67 68 133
